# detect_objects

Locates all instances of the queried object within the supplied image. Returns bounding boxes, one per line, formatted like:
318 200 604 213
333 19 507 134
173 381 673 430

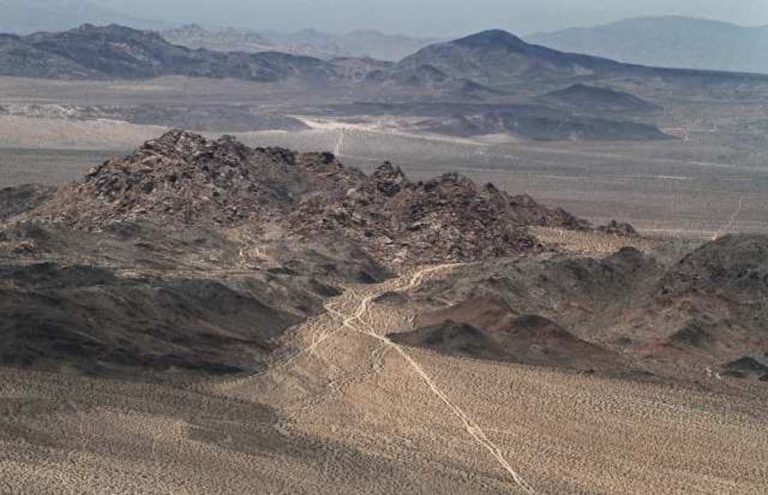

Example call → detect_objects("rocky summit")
26 130 598 267
31 130 363 227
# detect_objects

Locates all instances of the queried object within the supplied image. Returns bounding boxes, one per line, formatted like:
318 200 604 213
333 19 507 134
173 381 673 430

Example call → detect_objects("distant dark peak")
542 83 661 113
454 29 527 50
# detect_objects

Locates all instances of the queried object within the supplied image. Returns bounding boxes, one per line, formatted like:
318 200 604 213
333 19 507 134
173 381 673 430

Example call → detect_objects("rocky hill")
31 130 363 226
406 235 768 382
27 130 595 267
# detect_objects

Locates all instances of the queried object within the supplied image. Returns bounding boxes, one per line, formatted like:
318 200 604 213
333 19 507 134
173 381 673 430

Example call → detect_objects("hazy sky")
97 0 768 36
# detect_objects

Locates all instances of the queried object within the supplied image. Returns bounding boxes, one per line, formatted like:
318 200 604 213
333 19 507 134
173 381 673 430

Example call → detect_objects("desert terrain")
1 23 767 495
1 262 767 493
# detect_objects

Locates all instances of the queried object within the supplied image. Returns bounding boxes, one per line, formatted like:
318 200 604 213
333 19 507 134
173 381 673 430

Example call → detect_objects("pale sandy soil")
2 265 766 494
0 115 165 150
530 227 664 254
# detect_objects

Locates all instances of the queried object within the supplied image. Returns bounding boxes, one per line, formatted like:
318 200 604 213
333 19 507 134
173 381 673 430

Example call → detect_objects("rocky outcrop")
28 130 597 266
30 130 361 227
288 163 587 265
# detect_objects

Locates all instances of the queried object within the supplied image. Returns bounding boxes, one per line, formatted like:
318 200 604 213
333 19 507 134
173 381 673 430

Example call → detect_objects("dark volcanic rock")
391 320 508 362
411 233 768 380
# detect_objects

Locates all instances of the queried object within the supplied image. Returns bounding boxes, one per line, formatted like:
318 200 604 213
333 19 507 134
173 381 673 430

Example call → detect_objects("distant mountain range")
395 29 768 92
2 24 766 98
0 24 338 82
6 5 768 75
528 16 768 74
5 24 768 141
0 0 436 62
2 24 766 92
161 26 439 61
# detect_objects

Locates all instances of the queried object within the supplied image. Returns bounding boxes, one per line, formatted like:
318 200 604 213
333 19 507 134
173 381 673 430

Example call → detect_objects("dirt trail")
327 265 536 493
218 264 535 493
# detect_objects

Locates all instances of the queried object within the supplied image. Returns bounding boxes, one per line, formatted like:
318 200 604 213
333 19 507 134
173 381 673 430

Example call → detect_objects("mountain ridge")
528 16 768 74
398 28 768 91
0 23 339 82
25 129 605 266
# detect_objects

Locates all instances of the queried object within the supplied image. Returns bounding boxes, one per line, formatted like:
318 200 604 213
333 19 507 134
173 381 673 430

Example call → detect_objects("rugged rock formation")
30 130 361 227
28 130 592 267
288 162 589 265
